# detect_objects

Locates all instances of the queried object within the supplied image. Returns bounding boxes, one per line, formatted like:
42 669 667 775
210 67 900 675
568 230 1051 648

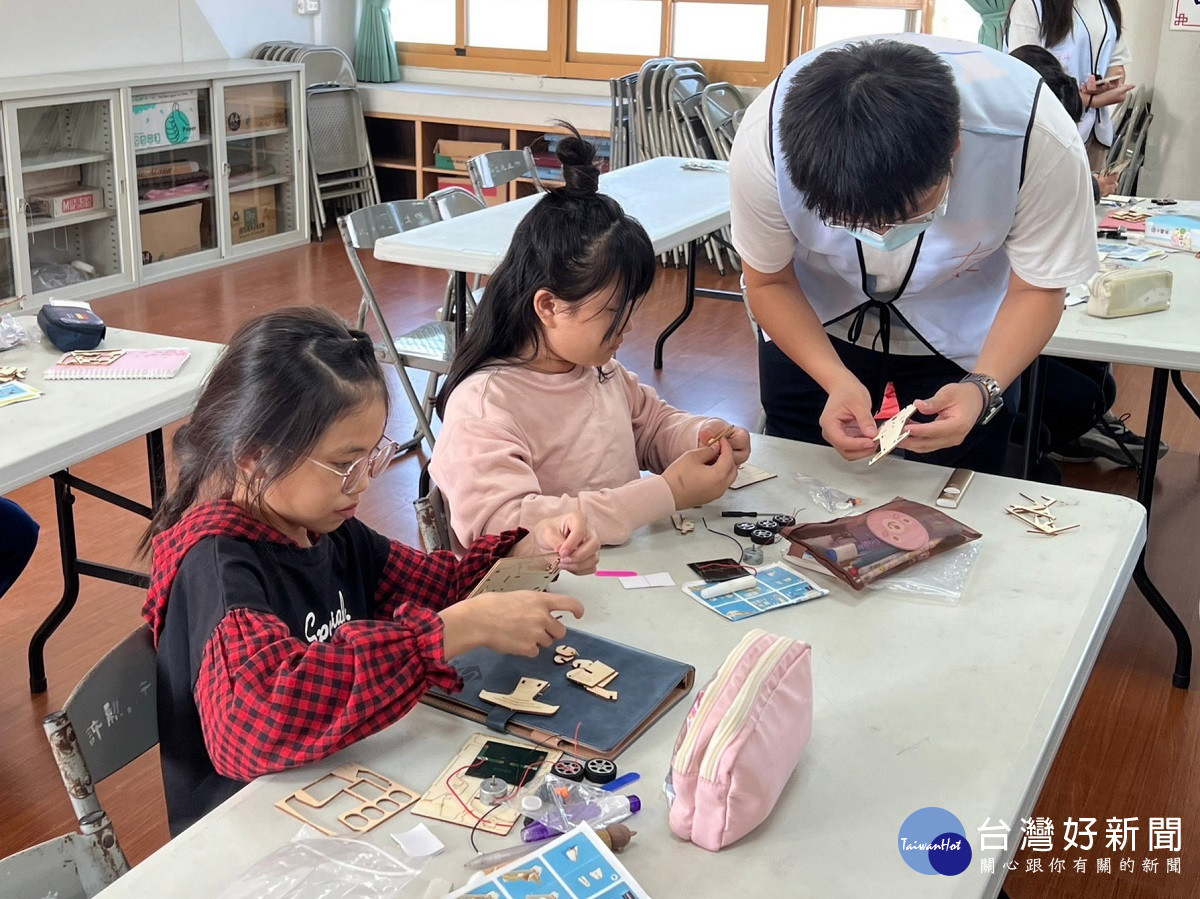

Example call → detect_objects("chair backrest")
340 200 440 253
413 480 452 553
427 185 487 221
27 626 157 896
54 624 158 787
468 147 543 196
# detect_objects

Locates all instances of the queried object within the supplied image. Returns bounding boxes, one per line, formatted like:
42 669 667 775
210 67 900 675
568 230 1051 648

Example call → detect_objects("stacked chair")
252 42 380 238
609 57 747 274
1104 86 1153 196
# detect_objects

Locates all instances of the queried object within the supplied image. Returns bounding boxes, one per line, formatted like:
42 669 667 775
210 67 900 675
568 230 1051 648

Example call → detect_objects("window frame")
393 0 938 86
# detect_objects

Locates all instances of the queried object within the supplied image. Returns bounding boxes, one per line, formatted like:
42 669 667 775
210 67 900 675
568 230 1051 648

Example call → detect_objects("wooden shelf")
375 156 416 171
226 127 290 141
229 174 291 193
139 190 213 211
422 166 471 176
135 137 213 156
26 207 116 233
22 150 109 173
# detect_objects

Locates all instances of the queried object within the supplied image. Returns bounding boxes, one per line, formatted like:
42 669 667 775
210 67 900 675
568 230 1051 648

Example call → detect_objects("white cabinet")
0 61 308 309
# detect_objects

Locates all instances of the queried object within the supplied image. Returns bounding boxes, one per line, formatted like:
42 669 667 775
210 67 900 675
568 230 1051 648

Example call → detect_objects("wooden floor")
3 238 1199 896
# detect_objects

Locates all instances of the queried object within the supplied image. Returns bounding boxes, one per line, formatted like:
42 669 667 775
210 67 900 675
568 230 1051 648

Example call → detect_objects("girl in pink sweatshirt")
430 126 752 547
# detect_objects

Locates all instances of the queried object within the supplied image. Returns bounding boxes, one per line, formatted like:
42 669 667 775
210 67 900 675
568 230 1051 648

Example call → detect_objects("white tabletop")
0 323 224 495
96 436 1144 899
374 157 731 275
1046 221 1200 371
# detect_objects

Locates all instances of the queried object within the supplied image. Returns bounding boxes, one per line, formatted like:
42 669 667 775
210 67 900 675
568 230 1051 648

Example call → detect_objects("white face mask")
832 178 951 252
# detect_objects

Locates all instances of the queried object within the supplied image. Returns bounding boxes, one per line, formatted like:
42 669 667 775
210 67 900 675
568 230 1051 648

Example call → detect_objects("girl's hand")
903 382 987 454
1088 81 1135 109
819 376 878 460
663 441 738 509
521 512 601 575
698 420 752 465
440 591 584 658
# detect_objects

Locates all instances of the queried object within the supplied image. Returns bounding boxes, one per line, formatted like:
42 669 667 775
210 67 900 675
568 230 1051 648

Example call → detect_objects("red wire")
445 760 486 822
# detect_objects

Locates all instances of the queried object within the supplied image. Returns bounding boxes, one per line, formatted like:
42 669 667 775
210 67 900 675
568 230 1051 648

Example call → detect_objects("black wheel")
584 757 617 784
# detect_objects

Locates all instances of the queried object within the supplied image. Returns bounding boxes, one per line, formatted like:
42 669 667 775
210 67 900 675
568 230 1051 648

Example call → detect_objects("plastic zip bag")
793 475 865 515
216 836 419 899
865 540 982 607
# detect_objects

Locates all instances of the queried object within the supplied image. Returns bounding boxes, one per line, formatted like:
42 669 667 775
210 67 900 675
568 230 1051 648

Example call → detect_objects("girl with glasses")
140 306 599 835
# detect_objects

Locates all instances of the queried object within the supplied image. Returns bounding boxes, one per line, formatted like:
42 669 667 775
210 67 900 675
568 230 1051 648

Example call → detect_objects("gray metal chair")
413 481 452 553
339 200 453 453
0 625 158 898
306 86 380 238
467 147 545 200
426 186 487 317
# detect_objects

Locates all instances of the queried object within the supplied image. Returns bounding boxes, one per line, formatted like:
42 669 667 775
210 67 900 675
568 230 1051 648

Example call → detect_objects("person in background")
0 498 39 597
1006 0 1134 170
1009 43 1167 468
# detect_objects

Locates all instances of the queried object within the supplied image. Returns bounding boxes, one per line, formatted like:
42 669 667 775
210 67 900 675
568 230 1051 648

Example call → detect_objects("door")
5 91 134 305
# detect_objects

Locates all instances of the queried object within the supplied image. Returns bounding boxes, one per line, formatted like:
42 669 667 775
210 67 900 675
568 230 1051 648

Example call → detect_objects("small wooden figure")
566 657 620 701
479 677 560 716
869 404 917 465
553 645 578 665
671 513 695 535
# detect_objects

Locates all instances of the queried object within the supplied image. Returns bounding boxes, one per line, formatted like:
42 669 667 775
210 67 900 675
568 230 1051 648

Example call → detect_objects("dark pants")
0 498 39 598
759 335 1018 475
1021 357 1115 450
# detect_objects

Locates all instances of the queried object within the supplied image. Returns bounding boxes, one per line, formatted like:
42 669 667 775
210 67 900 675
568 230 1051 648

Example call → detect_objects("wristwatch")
960 373 1003 427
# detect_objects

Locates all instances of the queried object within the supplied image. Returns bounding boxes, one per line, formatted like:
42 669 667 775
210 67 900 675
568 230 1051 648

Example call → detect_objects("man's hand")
904 382 987 454
820 375 879 461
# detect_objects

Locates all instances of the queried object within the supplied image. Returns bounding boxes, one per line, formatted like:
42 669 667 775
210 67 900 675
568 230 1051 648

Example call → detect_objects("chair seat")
391 321 456 370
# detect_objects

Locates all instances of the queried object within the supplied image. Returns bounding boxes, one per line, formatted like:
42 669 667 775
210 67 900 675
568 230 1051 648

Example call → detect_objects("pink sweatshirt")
430 361 709 547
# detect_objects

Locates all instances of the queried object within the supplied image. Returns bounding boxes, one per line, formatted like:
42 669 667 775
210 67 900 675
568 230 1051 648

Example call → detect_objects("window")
393 1 956 86
791 1 935 60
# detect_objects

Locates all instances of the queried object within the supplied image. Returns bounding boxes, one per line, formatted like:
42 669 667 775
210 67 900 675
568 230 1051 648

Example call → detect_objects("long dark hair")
436 123 655 416
141 307 387 549
1010 0 1123 49
1009 44 1084 122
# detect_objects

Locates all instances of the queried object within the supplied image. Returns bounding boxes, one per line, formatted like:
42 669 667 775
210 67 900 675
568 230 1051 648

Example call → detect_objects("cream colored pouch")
1086 267 1172 319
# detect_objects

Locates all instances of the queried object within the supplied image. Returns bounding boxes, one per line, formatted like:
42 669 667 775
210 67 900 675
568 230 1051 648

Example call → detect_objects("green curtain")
356 0 400 83
966 0 1014 50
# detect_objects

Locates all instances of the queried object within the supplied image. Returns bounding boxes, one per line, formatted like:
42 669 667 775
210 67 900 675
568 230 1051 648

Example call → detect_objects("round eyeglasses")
309 437 400 495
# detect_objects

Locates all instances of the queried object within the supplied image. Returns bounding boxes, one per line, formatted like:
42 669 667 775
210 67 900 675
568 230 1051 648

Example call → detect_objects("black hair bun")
551 120 600 196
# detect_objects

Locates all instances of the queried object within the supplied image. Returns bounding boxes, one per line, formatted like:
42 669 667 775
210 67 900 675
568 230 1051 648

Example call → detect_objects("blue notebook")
423 628 694 759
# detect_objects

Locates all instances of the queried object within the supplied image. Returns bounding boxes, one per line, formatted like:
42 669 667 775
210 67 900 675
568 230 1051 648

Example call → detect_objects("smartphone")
1093 75 1121 91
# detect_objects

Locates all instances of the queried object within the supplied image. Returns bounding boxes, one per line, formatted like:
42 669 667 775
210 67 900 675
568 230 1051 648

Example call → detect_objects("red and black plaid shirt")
145 499 521 781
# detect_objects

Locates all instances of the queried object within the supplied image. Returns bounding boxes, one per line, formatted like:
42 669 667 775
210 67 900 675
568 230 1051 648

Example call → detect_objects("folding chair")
426 186 488 317
413 478 452 553
700 83 747 161
0 625 158 898
306 86 380 239
339 200 453 454
468 147 545 201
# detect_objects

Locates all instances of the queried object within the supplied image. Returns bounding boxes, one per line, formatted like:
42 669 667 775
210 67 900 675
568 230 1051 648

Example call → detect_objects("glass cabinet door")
14 95 126 300
220 80 299 248
0 116 16 307
131 85 217 269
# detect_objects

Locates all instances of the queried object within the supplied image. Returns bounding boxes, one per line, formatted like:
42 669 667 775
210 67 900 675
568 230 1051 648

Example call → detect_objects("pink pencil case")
667 629 812 851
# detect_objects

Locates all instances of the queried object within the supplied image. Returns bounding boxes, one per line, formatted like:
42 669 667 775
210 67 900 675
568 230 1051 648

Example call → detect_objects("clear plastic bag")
500 774 612 831
865 540 982 607
793 475 865 515
216 836 419 899
0 314 29 351
30 261 94 293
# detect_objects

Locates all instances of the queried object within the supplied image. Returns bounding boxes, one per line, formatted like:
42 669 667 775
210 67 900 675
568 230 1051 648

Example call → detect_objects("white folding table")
95 436 1144 898
0 323 223 692
1023 247 1200 689
373 156 736 369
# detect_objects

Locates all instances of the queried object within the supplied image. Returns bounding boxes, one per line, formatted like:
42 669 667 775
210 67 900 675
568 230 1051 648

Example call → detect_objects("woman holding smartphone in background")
1006 0 1133 169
